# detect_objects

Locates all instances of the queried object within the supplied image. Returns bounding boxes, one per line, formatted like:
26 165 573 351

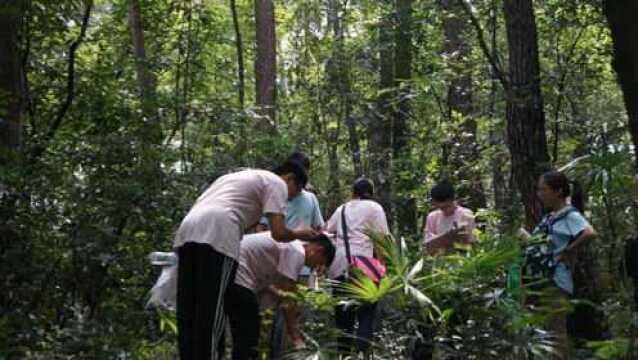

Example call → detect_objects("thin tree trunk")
487 0 507 215
334 1 361 177
128 0 156 106
442 0 486 211
604 0 638 172
0 0 26 158
393 0 417 234
369 11 394 225
503 0 550 229
254 0 276 133
230 0 245 107
345 114 362 177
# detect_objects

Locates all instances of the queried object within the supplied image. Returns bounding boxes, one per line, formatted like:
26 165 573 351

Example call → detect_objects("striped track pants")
177 242 237 360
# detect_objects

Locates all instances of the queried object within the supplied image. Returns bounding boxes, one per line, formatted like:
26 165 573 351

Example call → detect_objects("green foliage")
2 0 637 357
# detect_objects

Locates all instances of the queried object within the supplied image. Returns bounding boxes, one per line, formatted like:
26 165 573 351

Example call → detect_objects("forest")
2 0 638 359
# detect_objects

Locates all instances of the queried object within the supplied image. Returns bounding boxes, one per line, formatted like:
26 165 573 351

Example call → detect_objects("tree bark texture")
604 0 638 171
393 0 417 234
127 0 156 108
503 0 550 229
369 13 394 226
254 0 277 133
230 0 245 107
127 0 161 144
332 0 361 177
442 0 486 211
0 0 26 156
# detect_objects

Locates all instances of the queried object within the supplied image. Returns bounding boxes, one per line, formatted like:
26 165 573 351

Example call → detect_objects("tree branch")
457 0 508 89
32 0 92 159
552 26 586 162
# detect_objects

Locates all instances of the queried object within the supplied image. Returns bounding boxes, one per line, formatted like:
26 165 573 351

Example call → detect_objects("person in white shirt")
325 177 390 356
221 232 335 359
173 161 319 360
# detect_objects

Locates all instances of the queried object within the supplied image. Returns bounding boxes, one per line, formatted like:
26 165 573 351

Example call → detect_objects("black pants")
223 283 261 360
177 242 237 360
334 276 378 355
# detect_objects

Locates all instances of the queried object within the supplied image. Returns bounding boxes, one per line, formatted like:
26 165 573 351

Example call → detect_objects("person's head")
287 152 311 172
273 160 308 200
537 170 583 211
352 177 374 200
303 233 336 269
431 180 456 216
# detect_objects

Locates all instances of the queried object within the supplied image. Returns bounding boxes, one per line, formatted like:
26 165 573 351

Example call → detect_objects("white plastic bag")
147 252 178 310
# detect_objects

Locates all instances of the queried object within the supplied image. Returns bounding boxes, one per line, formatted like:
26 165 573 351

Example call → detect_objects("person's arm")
424 230 455 255
271 279 304 347
310 194 325 230
268 213 318 242
423 213 458 255
324 207 339 234
557 226 597 263
460 210 477 243
374 206 390 235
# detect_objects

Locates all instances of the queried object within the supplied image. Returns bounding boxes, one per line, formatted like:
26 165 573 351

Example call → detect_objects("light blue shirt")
260 189 324 277
534 206 590 295
261 189 324 229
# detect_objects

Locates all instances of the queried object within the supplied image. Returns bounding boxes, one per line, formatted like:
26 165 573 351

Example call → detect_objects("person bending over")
173 161 319 360
223 232 336 359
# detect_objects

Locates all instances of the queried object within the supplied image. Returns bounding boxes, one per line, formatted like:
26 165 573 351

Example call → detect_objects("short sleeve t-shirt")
325 199 390 258
533 206 591 295
423 206 476 244
173 169 288 259
261 190 325 229
233 232 306 292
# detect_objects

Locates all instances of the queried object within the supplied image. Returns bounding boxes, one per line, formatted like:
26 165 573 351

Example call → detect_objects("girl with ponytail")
532 170 597 359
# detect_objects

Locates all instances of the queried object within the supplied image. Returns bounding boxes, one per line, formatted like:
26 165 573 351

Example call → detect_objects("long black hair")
541 170 584 212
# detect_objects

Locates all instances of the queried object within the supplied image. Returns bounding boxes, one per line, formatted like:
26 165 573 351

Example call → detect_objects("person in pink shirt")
222 232 336 359
423 180 476 255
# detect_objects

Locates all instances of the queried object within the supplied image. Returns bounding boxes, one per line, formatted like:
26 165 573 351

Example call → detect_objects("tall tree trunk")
345 113 362 177
604 0 638 171
323 0 344 213
329 0 361 177
393 0 416 234
254 0 276 133
0 0 26 159
230 0 245 108
369 11 394 226
442 0 486 211
127 0 157 118
487 0 508 216
503 0 550 229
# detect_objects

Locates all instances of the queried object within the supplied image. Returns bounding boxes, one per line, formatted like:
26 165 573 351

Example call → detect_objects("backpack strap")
357 256 383 281
340 203 353 265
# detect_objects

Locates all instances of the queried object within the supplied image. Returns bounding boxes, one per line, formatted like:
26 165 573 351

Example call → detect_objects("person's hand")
291 336 305 350
295 227 320 240
517 227 531 241
314 265 326 276
444 226 465 243
556 247 576 267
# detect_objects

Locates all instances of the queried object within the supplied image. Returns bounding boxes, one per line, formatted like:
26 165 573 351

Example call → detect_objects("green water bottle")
507 262 521 292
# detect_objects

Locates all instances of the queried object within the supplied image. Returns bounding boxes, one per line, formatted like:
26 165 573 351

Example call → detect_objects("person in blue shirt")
256 152 324 231
255 152 325 359
533 170 597 359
